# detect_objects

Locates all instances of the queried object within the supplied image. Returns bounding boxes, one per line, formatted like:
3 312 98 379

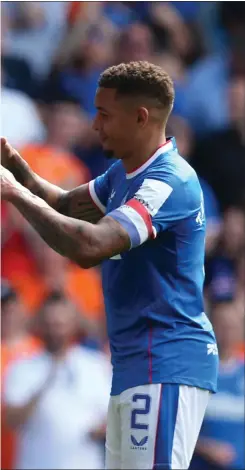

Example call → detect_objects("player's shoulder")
93 160 123 194
143 149 199 191
105 160 124 179
133 146 203 215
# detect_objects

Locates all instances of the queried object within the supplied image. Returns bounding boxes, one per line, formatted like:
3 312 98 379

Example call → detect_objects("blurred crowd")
1 2 245 469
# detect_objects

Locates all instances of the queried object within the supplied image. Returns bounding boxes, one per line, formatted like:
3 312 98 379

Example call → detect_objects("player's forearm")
28 172 66 209
9 185 99 268
8 153 66 209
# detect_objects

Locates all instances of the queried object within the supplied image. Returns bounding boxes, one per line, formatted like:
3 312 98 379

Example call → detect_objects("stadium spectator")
2 292 111 470
205 207 245 305
1 280 41 365
1 280 41 470
1 221 105 328
167 114 222 256
115 23 156 64
41 23 113 118
67 1 135 31
191 301 245 470
191 76 245 211
181 4 245 137
219 2 245 42
1 87 44 148
1 9 36 97
20 98 90 189
2 1 68 78
125 2 196 60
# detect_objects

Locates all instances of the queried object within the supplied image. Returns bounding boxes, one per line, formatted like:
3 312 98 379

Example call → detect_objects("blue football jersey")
89 137 219 395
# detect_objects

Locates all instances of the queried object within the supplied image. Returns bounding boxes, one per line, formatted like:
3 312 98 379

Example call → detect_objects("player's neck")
122 132 166 174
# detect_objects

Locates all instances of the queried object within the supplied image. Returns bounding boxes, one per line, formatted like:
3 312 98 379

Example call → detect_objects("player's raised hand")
0 165 20 201
1 137 20 169
1 137 32 187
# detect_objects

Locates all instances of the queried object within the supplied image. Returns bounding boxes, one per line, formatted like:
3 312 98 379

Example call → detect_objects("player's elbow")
72 228 104 269
75 245 100 269
76 255 98 269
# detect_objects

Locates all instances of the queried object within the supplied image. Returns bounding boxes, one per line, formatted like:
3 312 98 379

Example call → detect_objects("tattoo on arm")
10 188 90 261
13 166 102 224
10 187 130 268
57 185 103 224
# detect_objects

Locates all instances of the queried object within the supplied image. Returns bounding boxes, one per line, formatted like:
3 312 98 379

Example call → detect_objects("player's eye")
100 112 109 119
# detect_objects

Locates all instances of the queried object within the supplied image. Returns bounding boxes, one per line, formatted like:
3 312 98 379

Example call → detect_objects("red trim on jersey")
126 141 168 175
153 384 163 468
148 323 153 383
88 184 104 215
126 198 153 237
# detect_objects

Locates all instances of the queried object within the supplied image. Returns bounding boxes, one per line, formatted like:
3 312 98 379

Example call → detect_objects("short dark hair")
98 61 174 117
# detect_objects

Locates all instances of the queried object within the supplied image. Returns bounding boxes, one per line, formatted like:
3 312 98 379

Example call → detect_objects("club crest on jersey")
109 189 116 202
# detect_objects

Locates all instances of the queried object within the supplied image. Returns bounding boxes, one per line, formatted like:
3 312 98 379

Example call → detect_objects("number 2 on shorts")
131 394 151 430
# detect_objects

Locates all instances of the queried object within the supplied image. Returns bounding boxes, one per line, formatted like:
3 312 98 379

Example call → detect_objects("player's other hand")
1 137 21 169
0 165 19 201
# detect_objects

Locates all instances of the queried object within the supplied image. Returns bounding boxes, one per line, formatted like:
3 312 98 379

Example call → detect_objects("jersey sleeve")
88 167 112 214
108 174 195 249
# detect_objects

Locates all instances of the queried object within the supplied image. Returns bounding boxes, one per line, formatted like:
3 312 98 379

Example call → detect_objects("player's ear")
137 107 149 128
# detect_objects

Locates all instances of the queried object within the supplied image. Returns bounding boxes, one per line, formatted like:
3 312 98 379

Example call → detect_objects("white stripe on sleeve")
134 179 173 217
88 180 106 213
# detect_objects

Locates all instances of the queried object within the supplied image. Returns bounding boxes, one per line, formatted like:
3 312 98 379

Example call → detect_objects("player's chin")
102 145 115 159
100 138 115 159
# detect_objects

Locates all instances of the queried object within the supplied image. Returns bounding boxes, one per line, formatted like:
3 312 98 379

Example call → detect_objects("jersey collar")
126 137 177 179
